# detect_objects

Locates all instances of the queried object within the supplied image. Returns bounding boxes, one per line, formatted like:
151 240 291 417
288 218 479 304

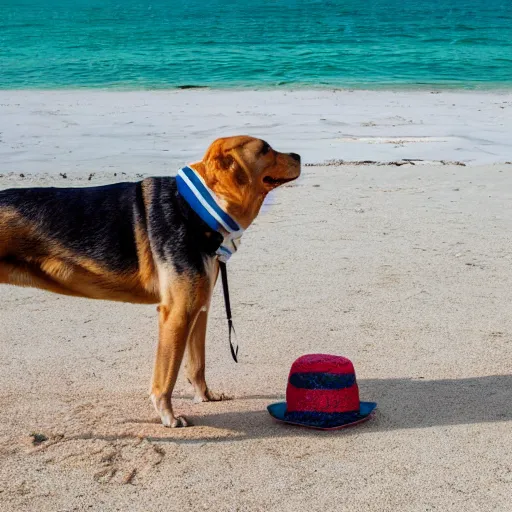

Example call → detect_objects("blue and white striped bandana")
176 166 244 262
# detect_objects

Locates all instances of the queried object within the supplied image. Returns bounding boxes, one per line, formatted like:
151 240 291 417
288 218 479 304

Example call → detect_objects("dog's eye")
261 142 270 155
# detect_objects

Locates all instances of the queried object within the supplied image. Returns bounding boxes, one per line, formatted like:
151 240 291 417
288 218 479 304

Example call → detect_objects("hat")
267 354 377 430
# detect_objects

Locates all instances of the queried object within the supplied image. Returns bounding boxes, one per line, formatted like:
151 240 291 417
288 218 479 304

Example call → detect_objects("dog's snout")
289 152 301 163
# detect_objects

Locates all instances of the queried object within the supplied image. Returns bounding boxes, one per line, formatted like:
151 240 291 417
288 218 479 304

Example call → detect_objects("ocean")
1 0 511 89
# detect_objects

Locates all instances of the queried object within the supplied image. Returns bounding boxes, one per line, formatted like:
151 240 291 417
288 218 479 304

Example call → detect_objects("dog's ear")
219 154 249 186
204 138 251 187
219 153 236 171
205 142 233 171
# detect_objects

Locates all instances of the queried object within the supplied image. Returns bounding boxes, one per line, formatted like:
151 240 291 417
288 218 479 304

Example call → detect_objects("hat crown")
286 354 360 414
289 353 355 375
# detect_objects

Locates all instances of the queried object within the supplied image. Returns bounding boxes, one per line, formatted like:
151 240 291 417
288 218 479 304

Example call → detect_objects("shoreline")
3 82 512 93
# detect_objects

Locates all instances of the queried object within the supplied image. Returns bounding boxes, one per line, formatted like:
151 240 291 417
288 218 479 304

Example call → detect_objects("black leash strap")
219 261 238 363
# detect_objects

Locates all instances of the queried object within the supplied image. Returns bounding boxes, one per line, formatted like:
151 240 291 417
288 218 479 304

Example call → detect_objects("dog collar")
176 166 244 262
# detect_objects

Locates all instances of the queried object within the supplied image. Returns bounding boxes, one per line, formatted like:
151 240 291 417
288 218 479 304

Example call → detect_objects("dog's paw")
161 413 190 428
193 389 232 403
151 394 191 428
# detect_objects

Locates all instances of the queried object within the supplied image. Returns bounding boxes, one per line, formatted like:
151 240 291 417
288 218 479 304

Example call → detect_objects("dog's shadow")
138 375 512 444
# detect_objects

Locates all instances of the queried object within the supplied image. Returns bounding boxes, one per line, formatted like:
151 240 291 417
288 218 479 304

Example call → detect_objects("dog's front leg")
150 288 205 427
186 309 228 403
185 262 227 403
186 309 209 402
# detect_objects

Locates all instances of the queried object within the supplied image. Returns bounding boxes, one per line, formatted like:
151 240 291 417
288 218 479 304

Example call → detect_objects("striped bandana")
176 166 244 263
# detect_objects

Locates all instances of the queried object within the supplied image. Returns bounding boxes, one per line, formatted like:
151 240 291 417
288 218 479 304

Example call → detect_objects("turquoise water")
1 0 511 89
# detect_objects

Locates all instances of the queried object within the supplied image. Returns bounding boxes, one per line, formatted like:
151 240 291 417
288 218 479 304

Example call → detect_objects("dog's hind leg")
0 259 78 296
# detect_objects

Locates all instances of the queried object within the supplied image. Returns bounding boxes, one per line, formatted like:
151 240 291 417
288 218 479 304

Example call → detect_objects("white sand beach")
0 91 511 511
1 90 512 175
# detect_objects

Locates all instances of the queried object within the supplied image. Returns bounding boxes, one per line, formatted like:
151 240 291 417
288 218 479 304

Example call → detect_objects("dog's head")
192 136 301 227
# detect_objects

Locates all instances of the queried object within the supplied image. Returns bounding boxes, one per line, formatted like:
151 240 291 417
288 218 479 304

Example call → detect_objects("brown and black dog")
0 136 300 427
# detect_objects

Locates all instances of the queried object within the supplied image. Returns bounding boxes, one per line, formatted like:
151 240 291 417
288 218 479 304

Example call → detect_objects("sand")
1 90 511 511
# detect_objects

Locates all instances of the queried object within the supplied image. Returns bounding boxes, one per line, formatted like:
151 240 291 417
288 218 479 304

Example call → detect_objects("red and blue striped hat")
267 354 377 430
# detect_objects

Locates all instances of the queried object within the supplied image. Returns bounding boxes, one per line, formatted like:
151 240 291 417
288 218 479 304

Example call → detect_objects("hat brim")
267 401 377 431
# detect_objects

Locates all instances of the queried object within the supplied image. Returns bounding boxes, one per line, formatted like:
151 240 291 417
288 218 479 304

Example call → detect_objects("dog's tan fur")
0 136 300 427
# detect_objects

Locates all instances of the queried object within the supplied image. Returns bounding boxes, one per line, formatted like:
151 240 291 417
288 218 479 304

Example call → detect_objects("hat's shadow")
142 374 512 444
358 374 512 430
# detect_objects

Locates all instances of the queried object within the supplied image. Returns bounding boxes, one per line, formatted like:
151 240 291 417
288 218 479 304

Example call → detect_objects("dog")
0 136 301 427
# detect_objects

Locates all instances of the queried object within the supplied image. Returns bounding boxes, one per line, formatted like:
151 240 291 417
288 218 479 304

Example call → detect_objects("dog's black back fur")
0 177 223 276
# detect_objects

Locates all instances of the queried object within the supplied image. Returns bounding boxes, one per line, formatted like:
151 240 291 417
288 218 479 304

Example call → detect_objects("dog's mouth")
263 175 297 186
